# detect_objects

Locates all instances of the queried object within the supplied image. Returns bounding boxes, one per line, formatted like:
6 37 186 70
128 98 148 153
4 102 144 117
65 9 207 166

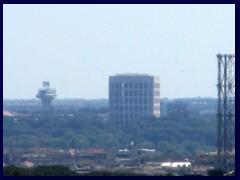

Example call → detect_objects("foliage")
3 112 217 157
3 165 79 176
80 171 147 176
4 166 146 176
154 173 175 176
224 170 235 176
207 169 226 176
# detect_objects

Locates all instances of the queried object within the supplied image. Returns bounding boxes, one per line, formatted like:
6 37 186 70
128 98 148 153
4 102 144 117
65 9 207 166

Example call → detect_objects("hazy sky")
3 4 235 99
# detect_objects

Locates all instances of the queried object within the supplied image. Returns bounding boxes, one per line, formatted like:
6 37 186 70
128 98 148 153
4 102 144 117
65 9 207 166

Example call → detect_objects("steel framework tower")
217 54 235 170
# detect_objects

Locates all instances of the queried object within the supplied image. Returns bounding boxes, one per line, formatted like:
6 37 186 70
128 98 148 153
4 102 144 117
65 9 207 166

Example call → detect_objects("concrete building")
167 101 189 118
36 81 57 112
109 74 160 122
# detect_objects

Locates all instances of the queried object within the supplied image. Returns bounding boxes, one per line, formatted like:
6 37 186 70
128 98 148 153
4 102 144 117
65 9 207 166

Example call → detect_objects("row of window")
111 105 154 111
110 90 158 96
110 82 149 89
110 82 160 89
154 106 160 111
110 98 160 104
110 98 149 104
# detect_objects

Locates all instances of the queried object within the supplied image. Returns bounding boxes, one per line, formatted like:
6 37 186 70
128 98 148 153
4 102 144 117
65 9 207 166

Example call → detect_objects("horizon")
3 96 218 101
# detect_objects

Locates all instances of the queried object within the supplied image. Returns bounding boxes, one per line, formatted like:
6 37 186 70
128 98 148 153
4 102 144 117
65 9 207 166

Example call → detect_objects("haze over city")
3 4 235 99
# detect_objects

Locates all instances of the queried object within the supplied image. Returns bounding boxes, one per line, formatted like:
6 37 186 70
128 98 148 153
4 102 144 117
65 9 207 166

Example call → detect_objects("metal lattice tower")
216 54 235 170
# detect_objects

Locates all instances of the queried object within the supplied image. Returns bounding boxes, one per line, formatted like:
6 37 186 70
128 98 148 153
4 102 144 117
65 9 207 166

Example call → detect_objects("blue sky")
3 4 235 99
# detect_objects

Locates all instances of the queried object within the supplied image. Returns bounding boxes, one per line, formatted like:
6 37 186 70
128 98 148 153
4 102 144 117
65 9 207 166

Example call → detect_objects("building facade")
167 101 189 118
109 74 160 122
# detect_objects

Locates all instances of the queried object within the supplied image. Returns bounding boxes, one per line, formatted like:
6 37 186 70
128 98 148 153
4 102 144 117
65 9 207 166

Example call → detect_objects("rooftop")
115 73 150 76
83 148 107 154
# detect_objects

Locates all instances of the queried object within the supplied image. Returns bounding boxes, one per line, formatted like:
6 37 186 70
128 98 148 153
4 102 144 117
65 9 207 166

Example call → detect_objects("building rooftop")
161 162 191 168
83 148 107 154
115 73 150 76
3 111 14 117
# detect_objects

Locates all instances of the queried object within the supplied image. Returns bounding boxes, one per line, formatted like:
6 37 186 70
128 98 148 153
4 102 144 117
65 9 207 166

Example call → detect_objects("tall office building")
109 74 160 122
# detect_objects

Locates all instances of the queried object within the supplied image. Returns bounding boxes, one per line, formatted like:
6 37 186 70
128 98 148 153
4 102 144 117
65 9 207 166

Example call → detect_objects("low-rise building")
78 148 107 159
161 161 191 168
22 161 34 168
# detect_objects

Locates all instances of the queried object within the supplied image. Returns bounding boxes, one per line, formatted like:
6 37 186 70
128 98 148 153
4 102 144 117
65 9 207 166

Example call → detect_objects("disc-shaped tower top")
36 81 57 112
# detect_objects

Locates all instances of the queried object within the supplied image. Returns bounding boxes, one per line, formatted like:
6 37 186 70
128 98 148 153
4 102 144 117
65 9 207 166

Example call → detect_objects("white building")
109 74 160 122
161 162 191 168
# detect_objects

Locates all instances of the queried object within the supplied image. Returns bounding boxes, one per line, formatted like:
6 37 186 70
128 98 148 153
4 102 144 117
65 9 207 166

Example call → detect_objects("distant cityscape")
3 57 235 176
3 3 235 175
3 73 223 176
3 97 217 117
3 73 218 117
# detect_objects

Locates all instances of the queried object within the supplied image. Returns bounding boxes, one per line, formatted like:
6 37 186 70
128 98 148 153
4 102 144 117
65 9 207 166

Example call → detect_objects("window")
135 83 138 88
130 106 133 111
144 106 147 111
154 106 160 111
110 83 114 88
130 98 133 103
125 106 128 111
144 91 147 96
154 91 160 96
149 91 153 96
134 90 138 96
110 90 114 96
130 91 133 96
135 106 138 111
129 82 133 88
144 83 147 88
154 83 160 88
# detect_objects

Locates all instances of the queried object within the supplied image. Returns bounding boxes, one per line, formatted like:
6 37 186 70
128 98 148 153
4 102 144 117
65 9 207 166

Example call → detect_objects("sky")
3 4 235 99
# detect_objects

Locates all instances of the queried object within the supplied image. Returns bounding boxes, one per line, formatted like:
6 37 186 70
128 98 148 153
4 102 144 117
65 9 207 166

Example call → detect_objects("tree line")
4 165 231 176
3 113 217 156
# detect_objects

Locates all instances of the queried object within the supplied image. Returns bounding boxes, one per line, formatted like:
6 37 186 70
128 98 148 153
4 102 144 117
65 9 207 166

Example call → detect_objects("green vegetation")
4 165 232 176
3 165 146 176
81 171 147 176
3 113 216 156
207 169 226 176
3 165 79 176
